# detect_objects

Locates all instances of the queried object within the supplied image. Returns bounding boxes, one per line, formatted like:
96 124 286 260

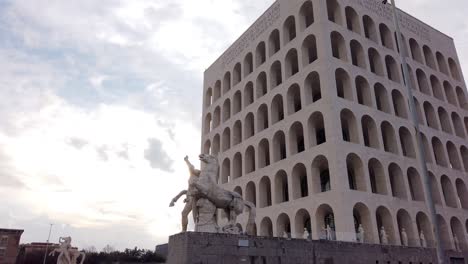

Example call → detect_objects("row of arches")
254 202 466 251
334 68 468 139
326 0 462 82
204 71 322 135
204 0 319 108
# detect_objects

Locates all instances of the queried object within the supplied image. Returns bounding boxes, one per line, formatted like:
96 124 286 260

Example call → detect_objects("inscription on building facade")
352 0 431 42
221 2 281 69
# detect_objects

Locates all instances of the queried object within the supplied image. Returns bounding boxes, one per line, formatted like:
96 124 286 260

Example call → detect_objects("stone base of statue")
167 232 467 264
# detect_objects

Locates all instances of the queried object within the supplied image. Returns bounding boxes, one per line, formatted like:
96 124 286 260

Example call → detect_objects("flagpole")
42 224 53 264
384 0 445 262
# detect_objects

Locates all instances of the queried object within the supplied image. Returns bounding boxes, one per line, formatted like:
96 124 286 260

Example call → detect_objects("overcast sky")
0 0 467 251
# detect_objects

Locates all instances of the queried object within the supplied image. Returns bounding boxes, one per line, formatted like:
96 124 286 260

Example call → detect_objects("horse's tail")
79 252 86 264
243 200 256 236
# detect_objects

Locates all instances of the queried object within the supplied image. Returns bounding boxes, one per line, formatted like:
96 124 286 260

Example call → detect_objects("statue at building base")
49 236 85 264
170 154 256 235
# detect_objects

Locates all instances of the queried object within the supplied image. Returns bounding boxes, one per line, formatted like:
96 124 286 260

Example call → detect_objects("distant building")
201 0 468 250
155 243 168 259
0 228 24 264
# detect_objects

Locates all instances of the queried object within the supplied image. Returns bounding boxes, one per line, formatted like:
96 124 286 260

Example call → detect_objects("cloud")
144 138 173 172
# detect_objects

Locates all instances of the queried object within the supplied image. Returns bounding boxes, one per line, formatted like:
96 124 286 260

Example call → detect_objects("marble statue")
401 228 408 246
303 228 310 240
420 231 427 248
326 225 333 240
169 156 200 232
380 226 389 245
454 235 460 252
187 154 256 235
49 237 85 264
283 231 289 239
357 224 364 243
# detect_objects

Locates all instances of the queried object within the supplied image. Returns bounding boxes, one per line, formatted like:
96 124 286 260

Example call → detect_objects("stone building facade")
0 228 24 264
201 0 468 251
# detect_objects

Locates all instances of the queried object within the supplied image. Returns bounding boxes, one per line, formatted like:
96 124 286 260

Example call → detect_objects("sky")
0 0 467 251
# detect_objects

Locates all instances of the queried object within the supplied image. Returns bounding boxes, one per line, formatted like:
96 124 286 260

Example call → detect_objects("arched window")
243 53 253 77
244 82 254 107
277 213 292 238
361 115 379 149
448 58 461 81
363 15 378 42
462 146 468 172
283 16 296 44
295 209 312 239
436 52 449 75
268 30 280 57
407 168 424 201
299 1 314 31
233 91 242 115
255 41 266 67
423 102 439 129
375 206 396 244
450 218 467 250
345 7 360 34
456 86 468 110
441 175 457 208
381 121 398 154
341 109 359 143
203 140 211 155
385 56 401 83
305 71 321 104
256 104 268 132
289 122 305 155
275 170 289 203
234 186 242 196
388 163 407 199
336 68 352 100
222 99 231 122
416 212 435 247
259 176 272 208
391 90 407 119
244 112 254 139
420 132 433 163
212 134 220 155
456 179 468 209
350 40 366 68
260 217 273 237
451 112 465 138
308 112 326 146
302 35 317 66
347 153 366 191
292 163 308 199
232 64 241 86
233 120 242 145
213 106 221 128
256 72 267 99
438 107 452 134
270 61 282 89
423 45 437 70
436 215 451 249
413 97 425 125
444 81 458 106
431 75 445 101
432 137 448 167
368 158 387 195
368 48 384 76
355 76 372 107
213 80 221 102
331 31 347 61
379 24 394 50
271 94 284 124
204 113 212 135
311 155 330 193
447 141 461 170
273 131 287 162
287 83 302 115
245 181 256 206
205 87 213 108
221 127 231 152
285 49 299 78
258 139 270 169
374 83 391 113
396 209 417 246
353 203 374 243
220 158 230 184
326 0 342 25
245 146 255 174
399 127 416 158
316 204 336 240
428 172 442 205
409 38 423 63
416 69 431 95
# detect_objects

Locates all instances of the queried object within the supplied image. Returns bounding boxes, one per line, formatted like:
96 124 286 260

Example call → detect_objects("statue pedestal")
167 232 466 264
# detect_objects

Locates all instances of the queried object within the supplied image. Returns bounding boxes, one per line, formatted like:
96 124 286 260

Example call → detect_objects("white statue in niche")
380 226 389 245
303 228 310 240
420 231 427 248
401 228 408 246
283 231 289 239
326 225 333 240
357 224 365 243
49 237 85 264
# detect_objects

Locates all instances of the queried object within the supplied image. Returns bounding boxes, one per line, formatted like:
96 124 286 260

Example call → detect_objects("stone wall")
168 232 468 264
